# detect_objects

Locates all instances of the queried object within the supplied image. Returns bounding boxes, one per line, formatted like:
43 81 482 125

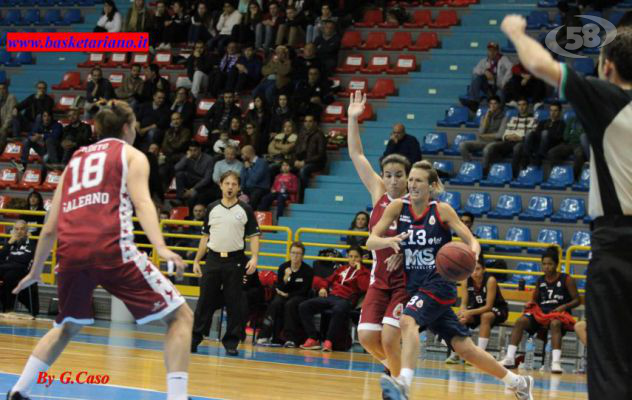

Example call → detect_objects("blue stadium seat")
18 0 37 6
450 161 483 185
1 10 23 26
62 9 82 24
7 51 34 66
465 106 488 128
422 132 447 154
443 133 476 155
504 108 519 119
480 163 512 187
437 105 469 127
77 0 95 5
40 9 62 25
542 165 574 189
437 191 461 212
509 262 539 286
527 11 549 29
576 279 586 290
474 224 499 251
538 0 557 6
488 194 522 219
580 11 602 25
551 197 586 222
0 70 6 84
563 109 576 122
464 192 491 217
573 58 595 75
528 228 563 254
548 14 562 28
57 0 77 5
609 11 625 25
22 9 40 25
501 40 516 53
534 107 549 122
496 227 532 253
36 0 58 5
572 166 590 192
570 230 591 257
433 160 454 176
510 166 543 188
519 195 553 221
0 49 12 65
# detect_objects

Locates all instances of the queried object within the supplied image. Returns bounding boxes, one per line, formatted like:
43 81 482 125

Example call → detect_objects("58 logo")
545 15 617 58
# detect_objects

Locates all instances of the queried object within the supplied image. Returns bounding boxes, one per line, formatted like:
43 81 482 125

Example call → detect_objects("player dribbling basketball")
367 161 534 400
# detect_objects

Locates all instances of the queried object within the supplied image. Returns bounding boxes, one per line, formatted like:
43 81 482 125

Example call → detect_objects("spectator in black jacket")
148 0 168 48
60 108 93 164
22 191 45 239
0 220 35 313
139 64 171 103
256 241 313 347
291 43 323 84
20 110 62 169
169 87 195 130
187 41 216 99
312 20 340 76
174 141 216 207
208 41 242 97
292 67 333 117
203 91 242 138
293 114 327 202
161 0 190 47
382 123 422 164
13 81 54 136
134 90 170 151
235 46 263 94
513 102 566 170
84 67 115 117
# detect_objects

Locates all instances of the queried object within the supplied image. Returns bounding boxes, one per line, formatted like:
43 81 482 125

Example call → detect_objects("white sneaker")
256 337 271 345
501 356 516 369
551 361 563 374
511 375 534 400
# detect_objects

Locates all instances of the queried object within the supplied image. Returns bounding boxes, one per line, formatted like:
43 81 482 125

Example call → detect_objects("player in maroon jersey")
347 91 410 378
8 100 193 400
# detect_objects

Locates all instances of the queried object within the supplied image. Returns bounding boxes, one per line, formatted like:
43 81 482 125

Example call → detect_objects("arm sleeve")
276 263 288 290
243 203 261 237
201 206 211 235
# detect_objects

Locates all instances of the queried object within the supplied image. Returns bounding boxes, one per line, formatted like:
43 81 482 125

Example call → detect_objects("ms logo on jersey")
404 248 436 269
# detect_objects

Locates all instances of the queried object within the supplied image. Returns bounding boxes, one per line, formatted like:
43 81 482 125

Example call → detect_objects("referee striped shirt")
202 200 261 253
559 63 632 218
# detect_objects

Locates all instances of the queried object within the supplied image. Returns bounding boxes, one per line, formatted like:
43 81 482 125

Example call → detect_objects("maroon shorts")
358 285 410 331
54 256 185 327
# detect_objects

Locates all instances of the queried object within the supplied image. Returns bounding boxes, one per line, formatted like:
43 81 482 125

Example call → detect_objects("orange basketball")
436 242 476 281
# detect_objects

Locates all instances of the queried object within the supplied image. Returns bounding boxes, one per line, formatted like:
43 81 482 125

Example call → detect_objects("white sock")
552 349 562 363
501 370 522 388
166 372 188 400
12 355 50 396
506 344 518 360
478 337 489 351
379 359 390 371
397 368 414 387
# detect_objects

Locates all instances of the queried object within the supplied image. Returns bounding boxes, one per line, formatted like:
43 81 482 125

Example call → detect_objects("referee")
502 17 632 399
191 170 261 356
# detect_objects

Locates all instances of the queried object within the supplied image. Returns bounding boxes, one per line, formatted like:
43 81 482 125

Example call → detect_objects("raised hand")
347 90 366 119
501 14 527 38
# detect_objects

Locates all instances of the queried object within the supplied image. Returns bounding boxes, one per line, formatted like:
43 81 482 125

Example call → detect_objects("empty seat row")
473 224 591 255
337 54 417 74
0 49 34 66
355 9 460 28
336 77 396 99
342 31 440 51
0 9 82 26
0 0 100 6
51 70 192 92
77 52 186 70
0 166 61 192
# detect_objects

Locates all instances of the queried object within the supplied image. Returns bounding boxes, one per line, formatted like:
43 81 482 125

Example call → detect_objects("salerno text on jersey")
62 192 110 212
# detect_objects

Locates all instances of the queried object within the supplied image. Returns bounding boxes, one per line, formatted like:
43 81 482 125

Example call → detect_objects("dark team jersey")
536 273 573 314
466 273 508 311
396 199 455 300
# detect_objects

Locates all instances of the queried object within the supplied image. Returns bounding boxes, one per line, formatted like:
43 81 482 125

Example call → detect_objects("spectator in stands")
240 121 259 151
293 114 327 202
313 20 341 76
227 117 245 143
115 64 144 107
258 160 298 218
188 1 213 43
140 64 171 103
0 82 17 152
547 116 588 180
213 130 240 157
0 220 35 313
292 43 323 83
460 211 475 232
169 87 195 130
277 6 306 48
465 42 513 107
161 0 190 48
203 91 242 139
253 45 292 105
22 191 45 239
187 41 216 100
149 0 168 49
94 0 122 33
345 211 369 248
235 2 264 50
159 112 192 182
84 67 115 117
210 2 243 54
261 2 286 50
235 45 263 94
256 241 313 346
503 62 547 106
134 90 170 151
240 145 271 210
212 145 243 186
245 96 270 153
269 94 294 134
382 123 422 164
60 108 93 164
514 102 565 171
460 96 505 162
293 67 333 118
501 247 580 374
124 0 152 33
267 119 298 166
177 203 207 261
209 42 242 97
306 3 337 43
175 141 216 207
13 81 54 137
299 246 369 351
483 97 535 176
19 110 62 170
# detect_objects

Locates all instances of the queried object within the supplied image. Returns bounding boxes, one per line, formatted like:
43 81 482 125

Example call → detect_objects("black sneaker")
7 391 31 400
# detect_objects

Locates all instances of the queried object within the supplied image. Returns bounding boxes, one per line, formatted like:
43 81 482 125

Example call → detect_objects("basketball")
436 242 476 281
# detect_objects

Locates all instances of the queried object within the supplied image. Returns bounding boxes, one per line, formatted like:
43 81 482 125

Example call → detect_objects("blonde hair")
411 160 444 197
94 100 135 139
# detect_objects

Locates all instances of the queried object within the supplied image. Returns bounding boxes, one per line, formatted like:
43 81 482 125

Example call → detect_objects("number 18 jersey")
57 138 138 270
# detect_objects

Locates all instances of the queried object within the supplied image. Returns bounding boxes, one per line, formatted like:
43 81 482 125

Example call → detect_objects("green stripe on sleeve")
558 62 568 101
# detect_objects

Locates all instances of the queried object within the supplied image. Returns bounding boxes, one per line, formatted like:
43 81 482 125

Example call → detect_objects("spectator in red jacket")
257 160 298 218
299 246 369 352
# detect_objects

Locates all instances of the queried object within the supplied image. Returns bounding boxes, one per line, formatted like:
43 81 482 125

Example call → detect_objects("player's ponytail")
411 160 444 196
94 99 135 140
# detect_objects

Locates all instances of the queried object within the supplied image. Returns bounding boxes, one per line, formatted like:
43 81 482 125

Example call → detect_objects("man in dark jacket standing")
293 114 327 202
0 220 35 313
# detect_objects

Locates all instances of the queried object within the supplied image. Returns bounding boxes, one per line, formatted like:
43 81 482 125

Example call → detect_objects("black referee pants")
192 252 248 351
587 216 632 400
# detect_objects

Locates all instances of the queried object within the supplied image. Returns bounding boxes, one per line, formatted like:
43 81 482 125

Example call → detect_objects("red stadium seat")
164 177 177 200
0 168 18 189
125 53 150 68
193 125 209 144
43 198 52 211
78 53 106 68
430 10 459 28
339 78 369 96
196 98 215 117
175 75 191 88
409 32 439 51
52 71 83 90
341 31 362 49
342 102 374 123
404 10 432 28
108 72 124 88
387 55 417 74
170 206 189 220
38 170 62 191
0 141 23 161
322 102 346 123
384 31 412 50
15 168 41 190
0 195 11 209
54 94 77 112
254 211 272 226
153 51 173 68
361 32 386 50
368 78 396 99
336 55 365 73
103 52 128 68
354 9 383 27
360 55 390 74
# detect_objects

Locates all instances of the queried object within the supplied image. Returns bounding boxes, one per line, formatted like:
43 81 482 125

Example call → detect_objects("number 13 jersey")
57 138 137 270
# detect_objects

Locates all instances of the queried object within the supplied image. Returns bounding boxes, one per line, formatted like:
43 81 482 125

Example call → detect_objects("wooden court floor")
0 316 588 400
